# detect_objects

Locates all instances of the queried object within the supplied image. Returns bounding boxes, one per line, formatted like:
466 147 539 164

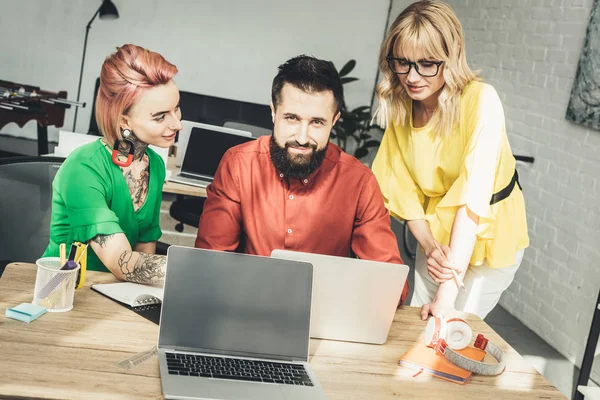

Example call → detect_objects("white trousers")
409 248 525 319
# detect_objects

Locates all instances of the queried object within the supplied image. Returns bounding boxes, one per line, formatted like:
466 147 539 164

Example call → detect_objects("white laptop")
169 126 255 188
55 130 169 173
270 250 409 345
158 246 328 400
176 121 252 167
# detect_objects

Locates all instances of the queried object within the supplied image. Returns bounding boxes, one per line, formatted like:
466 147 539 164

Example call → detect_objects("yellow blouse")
372 81 529 269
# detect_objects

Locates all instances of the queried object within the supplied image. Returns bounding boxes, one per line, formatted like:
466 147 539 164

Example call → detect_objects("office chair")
0 156 65 277
170 196 206 232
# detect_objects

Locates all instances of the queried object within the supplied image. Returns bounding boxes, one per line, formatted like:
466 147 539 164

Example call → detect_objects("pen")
59 243 66 266
74 243 88 264
450 269 466 291
67 243 78 261
433 242 466 291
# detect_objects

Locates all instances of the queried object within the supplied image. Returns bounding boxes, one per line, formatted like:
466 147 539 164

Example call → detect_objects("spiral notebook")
91 282 163 325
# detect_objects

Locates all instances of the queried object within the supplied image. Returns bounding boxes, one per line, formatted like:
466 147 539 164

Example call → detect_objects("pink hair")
95 44 178 143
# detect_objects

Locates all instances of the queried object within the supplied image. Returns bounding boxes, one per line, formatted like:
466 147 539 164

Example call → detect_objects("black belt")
490 169 521 205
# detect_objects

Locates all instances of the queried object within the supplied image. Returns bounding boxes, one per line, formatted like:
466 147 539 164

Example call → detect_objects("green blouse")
43 139 165 272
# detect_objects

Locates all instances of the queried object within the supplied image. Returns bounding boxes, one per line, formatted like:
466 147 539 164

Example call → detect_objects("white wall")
444 0 600 381
0 0 390 142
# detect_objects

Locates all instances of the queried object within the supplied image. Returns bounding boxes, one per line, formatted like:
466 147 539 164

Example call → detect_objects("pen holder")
33 257 80 312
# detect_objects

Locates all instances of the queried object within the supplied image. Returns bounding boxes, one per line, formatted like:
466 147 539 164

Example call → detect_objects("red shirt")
195 136 408 303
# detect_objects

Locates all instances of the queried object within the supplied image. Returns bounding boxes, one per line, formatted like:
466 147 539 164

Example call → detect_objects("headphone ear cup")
424 316 447 348
446 319 472 350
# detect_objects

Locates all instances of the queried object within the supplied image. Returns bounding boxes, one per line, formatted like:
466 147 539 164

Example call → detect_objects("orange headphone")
425 316 506 376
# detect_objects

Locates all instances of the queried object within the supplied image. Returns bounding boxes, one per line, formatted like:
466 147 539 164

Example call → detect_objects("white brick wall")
445 0 600 381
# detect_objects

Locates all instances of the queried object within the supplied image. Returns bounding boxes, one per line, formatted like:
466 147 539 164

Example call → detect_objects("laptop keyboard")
166 353 314 386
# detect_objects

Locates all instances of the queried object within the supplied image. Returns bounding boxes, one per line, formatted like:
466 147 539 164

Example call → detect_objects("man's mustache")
285 141 317 150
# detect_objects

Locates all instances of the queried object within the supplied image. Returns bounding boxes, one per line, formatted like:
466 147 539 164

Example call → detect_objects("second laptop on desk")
169 125 255 188
271 250 409 345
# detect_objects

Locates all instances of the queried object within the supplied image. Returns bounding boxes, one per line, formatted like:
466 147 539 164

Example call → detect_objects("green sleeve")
59 157 124 242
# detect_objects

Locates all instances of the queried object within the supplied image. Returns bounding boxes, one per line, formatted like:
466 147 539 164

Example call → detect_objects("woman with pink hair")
43 44 182 285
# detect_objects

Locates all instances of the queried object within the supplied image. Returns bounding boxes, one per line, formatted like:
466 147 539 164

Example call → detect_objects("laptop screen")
180 127 255 177
159 247 313 362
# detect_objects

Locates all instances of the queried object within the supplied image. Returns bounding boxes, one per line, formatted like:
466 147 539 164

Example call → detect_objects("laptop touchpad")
198 378 285 399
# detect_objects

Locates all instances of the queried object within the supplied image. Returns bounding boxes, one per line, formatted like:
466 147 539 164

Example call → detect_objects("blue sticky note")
5 303 47 323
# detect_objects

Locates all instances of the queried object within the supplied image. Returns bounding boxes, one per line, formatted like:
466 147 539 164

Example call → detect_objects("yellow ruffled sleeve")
430 84 503 233
427 84 528 268
372 123 426 221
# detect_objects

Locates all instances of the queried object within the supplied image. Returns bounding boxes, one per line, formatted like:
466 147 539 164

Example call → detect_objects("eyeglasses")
386 56 444 77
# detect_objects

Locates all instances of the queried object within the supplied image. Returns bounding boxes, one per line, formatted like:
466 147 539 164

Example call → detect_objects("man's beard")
269 135 328 180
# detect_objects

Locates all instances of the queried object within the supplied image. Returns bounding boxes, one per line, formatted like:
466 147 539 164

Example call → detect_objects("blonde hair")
374 0 478 136
95 44 178 144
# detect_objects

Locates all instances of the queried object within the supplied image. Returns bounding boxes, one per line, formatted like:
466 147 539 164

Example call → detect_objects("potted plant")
331 60 382 162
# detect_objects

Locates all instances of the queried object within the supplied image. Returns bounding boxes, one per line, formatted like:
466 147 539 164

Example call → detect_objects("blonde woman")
372 0 528 320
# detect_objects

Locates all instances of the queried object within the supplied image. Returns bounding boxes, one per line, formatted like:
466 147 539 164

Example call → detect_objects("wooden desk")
0 263 565 400
162 157 207 197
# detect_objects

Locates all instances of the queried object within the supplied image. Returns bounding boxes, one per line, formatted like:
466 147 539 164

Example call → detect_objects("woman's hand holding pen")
421 242 463 320
424 241 460 283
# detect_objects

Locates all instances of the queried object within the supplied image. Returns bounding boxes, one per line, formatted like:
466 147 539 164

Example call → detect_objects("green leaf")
341 119 359 133
338 60 356 77
369 125 384 133
364 140 381 148
354 112 372 122
340 77 359 85
359 133 371 140
351 106 371 114
354 147 369 159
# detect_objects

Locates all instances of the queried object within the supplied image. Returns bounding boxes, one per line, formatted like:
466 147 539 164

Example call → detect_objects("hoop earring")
112 129 135 167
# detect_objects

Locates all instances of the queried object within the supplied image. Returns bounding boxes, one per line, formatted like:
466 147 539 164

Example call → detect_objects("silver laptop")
270 250 409 345
158 246 328 400
176 121 252 167
169 126 255 188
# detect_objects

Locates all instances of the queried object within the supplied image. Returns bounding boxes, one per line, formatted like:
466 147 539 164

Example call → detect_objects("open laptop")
158 246 328 400
270 250 409 345
169 126 255 188
175 121 252 167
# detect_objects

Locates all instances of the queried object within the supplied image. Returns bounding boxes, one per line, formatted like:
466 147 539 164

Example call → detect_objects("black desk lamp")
72 0 119 132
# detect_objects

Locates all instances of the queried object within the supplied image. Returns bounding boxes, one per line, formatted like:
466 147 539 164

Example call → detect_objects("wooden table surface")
162 156 207 197
0 263 565 400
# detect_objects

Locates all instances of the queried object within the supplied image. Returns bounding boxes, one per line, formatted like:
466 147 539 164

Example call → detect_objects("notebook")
399 340 486 384
91 282 163 325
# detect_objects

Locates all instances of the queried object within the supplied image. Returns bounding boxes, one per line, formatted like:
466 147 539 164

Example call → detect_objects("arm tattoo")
118 251 166 285
92 234 116 248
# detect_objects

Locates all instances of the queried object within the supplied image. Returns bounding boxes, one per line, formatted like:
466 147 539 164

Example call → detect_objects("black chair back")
0 156 65 268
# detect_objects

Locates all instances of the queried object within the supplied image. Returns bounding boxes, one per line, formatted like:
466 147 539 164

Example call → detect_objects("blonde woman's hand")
425 242 459 284
420 295 457 321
